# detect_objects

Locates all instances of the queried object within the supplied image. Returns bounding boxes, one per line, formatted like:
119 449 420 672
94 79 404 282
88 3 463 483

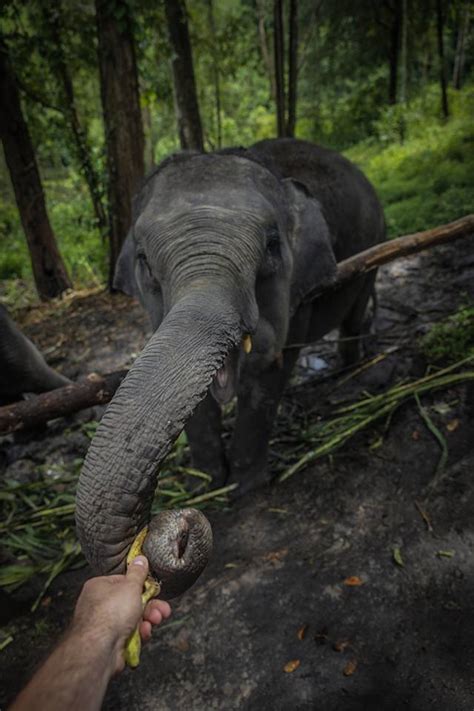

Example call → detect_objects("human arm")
10 556 171 711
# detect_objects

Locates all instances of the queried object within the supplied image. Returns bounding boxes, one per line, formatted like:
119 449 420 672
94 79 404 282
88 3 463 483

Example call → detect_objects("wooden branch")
305 214 474 303
0 371 127 435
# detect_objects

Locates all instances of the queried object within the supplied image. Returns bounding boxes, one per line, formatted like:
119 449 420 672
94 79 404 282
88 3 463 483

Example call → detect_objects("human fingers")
144 599 172 624
126 555 149 589
139 620 152 641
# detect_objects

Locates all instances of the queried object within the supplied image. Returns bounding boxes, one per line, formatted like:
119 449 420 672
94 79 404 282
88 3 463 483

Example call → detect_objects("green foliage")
420 304 474 364
347 85 474 236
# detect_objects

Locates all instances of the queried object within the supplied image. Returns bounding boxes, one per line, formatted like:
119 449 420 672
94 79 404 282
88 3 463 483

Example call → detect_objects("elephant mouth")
210 335 252 405
211 350 238 404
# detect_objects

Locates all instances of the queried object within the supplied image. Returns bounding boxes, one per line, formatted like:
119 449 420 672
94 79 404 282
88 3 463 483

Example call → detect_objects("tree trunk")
452 3 470 89
164 0 204 151
436 0 449 118
0 40 72 300
388 0 402 104
256 0 277 101
273 0 286 137
206 0 222 148
286 0 298 137
95 0 145 288
43 2 107 237
399 0 408 104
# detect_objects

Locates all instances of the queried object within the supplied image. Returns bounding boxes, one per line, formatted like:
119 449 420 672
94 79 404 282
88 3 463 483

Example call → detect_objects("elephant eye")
265 226 280 257
136 252 152 276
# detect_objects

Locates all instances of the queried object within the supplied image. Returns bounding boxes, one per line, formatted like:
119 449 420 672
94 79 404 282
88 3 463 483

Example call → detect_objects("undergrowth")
420 304 474 364
346 84 474 237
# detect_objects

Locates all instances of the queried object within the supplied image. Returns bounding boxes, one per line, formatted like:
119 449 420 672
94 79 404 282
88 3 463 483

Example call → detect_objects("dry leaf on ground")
297 624 308 640
283 659 300 673
343 659 358 676
344 576 363 586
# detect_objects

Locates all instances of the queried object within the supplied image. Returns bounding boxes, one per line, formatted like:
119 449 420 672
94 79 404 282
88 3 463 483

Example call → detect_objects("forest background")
0 0 473 306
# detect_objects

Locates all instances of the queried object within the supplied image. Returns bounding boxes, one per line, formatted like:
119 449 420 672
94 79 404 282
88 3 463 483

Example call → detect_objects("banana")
123 527 161 668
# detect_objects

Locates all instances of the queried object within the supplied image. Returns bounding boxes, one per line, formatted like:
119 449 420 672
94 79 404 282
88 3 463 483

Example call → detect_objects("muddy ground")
1 236 474 710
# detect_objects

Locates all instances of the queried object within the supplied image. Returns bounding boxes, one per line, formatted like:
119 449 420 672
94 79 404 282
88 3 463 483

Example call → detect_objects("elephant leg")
338 273 377 366
184 393 228 488
228 347 301 497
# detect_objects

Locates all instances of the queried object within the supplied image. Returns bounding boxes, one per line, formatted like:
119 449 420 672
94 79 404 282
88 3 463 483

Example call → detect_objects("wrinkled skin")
76 139 385 584
0 304 70 405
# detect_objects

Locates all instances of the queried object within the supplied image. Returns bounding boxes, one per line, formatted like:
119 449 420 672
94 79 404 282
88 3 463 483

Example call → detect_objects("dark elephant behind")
0 304 69 405
76 138 386 578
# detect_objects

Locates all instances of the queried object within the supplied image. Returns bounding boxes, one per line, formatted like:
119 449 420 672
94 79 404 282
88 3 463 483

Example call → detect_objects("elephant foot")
185 455 229 493
227 462 272 499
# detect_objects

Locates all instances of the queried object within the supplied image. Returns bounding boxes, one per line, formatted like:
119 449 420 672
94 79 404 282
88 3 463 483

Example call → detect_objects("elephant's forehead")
148 154 283 211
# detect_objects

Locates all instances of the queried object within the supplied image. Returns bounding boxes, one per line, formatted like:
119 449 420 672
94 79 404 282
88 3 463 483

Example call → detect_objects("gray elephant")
76 138 385 576
0 304 69 405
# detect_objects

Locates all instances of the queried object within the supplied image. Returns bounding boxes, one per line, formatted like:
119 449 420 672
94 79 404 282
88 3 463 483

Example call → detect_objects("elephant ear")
113 232 139 297
284 179 337 312
113 232 164 331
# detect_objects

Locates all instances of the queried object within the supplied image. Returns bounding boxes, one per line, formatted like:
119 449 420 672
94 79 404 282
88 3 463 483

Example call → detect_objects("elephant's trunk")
75 288 244 581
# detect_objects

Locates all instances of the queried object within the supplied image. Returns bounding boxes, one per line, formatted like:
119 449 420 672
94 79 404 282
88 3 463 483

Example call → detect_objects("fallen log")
0 214 472 435
305 213 474 302
0 371 127 435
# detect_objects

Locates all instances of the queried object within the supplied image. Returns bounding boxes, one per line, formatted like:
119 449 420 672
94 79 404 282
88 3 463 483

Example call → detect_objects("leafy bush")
347 84 474 237
420 305 474 364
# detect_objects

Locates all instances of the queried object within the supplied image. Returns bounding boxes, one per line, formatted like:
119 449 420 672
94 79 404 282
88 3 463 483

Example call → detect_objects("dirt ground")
1 236 474 710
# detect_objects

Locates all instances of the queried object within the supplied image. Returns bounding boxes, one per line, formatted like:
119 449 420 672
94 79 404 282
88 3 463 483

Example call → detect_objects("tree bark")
452 2 470 89
42 2 108 237
388 0 402 104
0 39 72 300
273 0 286 137
206 0 222 148
256 0 277 101
304 214 474 303
286 0 298 137
164 0 204 151
436 0 449 118
0 371 127 435
95 0 145 288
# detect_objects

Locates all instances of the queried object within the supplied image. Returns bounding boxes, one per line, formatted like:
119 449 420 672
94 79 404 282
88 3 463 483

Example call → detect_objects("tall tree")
0 39 72 300
206 0 222 149
164 0 204 151
388 0 402 104
273 0 286 137
436 0 450 117
95 0 145 286
286 0 298 137
452 1 470 89
256 0 277 101
41 1 107 237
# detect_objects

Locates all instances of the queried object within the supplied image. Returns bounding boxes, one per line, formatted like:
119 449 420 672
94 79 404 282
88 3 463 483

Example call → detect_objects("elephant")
76 138 386 580
0 304 70 405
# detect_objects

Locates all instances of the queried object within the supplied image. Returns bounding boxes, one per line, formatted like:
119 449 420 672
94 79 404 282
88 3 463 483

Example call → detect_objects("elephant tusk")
242 334 252 354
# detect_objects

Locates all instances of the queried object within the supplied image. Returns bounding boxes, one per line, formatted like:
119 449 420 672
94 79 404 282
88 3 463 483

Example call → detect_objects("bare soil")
1 235 474 710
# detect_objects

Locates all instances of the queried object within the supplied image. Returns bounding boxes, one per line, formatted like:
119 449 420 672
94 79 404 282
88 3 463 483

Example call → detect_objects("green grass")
346 84 474 237
0 431 235 611
420 304 474 364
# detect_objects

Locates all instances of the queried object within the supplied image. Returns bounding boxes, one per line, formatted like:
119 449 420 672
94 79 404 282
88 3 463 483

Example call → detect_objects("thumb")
126 555 149 588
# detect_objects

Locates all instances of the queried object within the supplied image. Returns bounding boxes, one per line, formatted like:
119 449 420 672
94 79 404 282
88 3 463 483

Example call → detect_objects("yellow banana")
123 527 161 668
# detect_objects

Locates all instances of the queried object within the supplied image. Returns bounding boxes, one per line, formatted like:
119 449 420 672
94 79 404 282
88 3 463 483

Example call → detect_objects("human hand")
72 556 171 673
